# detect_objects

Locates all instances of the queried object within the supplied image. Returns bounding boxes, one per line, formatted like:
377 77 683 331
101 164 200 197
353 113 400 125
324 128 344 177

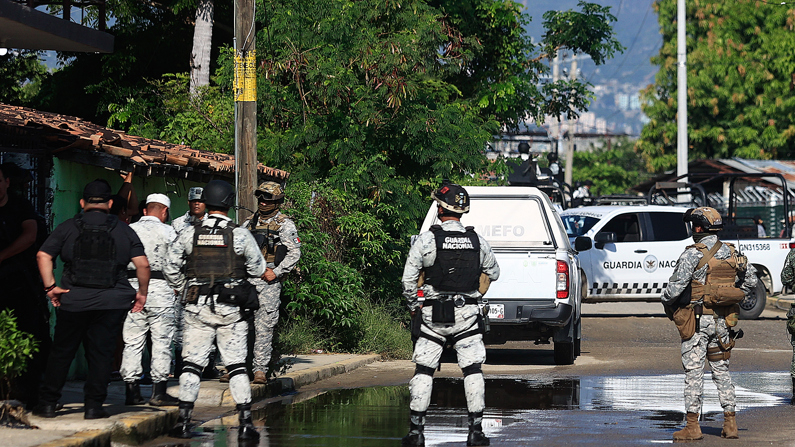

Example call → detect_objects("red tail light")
789 242 795 249
556 260 569 299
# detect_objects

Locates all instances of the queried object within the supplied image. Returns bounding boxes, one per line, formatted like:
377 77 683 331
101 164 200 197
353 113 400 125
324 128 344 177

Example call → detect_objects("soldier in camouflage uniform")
171 187 207 234
243 181 301 384
172 187 217 378
662 207 757 441
401 184 499 447
780 247 795 403
121 194 180 407
164 180 265 441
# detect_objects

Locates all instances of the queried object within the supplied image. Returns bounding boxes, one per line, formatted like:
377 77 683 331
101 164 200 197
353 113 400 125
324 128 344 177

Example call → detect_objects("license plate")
488 304 505 319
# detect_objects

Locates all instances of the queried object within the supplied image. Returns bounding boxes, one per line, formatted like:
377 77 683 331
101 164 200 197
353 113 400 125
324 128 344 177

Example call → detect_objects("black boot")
791 377 795 405
237 403 260 441
467 412 489 446
150 381 180 406
402 410 425 446
125 381 145 405
168 401 194 438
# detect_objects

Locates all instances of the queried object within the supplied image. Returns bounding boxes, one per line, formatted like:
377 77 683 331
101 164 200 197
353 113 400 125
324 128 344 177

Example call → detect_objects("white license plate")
488 304 505 319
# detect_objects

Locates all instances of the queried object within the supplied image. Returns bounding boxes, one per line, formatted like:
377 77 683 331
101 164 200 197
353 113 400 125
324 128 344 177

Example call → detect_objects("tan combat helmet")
255 181 285 201
683 206 724 232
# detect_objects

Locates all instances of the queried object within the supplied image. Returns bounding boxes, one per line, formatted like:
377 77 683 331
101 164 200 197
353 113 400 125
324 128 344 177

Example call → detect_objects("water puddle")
144 372 790 446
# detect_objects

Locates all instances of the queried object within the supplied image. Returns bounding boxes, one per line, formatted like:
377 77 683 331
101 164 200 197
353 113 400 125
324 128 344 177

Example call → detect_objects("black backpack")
68 214 120 288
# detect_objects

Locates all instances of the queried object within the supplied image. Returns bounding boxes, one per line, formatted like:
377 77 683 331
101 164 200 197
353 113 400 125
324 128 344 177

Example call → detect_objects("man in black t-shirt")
0 164 50 409
33 179 150 420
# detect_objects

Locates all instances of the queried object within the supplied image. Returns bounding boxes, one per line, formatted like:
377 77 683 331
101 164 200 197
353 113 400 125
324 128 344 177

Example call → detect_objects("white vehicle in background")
560 205 782 320
418 186 582 365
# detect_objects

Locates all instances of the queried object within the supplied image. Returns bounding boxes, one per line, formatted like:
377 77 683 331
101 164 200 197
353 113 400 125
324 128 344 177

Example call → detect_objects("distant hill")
518 0 661 137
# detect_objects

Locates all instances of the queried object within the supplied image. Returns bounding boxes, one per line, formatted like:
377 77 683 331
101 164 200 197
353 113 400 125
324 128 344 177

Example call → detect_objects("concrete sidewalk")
1 353 381 447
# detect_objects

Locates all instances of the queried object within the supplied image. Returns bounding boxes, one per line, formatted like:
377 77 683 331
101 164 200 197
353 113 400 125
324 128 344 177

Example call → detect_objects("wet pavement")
142 371 792 447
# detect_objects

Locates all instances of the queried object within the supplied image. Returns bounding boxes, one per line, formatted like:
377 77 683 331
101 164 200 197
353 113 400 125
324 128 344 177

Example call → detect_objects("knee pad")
414 364 435 377
226 362 248 379
462 363 482 377
182 362 203 378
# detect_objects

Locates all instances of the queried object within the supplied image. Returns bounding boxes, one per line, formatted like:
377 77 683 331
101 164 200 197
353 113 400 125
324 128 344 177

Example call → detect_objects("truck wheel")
554 341 575 365
739 280 767 320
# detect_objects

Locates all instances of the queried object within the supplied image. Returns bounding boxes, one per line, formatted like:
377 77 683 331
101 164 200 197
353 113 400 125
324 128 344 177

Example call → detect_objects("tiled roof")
0 103 288 181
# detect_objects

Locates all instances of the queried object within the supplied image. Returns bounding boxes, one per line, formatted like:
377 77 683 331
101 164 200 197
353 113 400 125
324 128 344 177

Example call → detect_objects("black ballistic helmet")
683 206 723 233
431 183 470 214
202 180 236 209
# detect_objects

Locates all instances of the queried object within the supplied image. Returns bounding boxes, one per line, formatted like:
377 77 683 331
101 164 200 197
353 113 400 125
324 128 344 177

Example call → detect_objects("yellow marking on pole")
234 50 257 102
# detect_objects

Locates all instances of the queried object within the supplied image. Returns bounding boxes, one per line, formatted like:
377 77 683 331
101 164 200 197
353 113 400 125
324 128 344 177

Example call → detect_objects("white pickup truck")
418 186 583 365
559 204 786 319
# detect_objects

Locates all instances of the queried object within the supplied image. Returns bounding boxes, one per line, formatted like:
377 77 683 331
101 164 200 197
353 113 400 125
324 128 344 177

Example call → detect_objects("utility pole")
553 53 563 164
234 0 256 223
564 55 577 187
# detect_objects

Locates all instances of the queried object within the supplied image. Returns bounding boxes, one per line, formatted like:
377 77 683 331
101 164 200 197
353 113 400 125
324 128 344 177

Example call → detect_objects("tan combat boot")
252 371 267 384
721 411 738 439
673 412 703 441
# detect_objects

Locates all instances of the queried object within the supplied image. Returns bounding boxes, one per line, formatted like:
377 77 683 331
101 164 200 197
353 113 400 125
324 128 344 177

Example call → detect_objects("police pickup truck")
418 186 583 365
559 205 782 319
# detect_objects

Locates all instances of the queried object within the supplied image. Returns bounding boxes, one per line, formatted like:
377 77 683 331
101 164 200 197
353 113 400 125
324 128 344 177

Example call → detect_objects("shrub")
0 309 38 398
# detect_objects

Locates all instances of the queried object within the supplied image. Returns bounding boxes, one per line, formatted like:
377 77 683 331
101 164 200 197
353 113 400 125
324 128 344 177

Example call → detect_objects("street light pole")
676 0 688 181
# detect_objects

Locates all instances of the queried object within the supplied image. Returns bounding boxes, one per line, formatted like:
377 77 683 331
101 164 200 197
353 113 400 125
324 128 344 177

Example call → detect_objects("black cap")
83 179 113 203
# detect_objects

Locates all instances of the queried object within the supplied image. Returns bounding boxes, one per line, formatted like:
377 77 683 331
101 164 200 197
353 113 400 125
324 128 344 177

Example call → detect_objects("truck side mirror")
574 236 592 252
594 232 617 249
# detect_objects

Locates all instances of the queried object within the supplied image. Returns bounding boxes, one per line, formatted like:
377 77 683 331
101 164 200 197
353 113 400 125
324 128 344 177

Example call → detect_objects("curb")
767 294 795 311
37 354 382 447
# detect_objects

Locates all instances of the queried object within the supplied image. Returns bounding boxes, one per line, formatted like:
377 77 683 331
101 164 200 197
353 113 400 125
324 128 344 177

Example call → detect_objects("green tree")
571 138 651 196
637 0 795 172
27 0 623 355
0 51 49 106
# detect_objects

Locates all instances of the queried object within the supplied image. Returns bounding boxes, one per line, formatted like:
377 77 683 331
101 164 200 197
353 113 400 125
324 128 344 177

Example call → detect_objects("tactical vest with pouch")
248 213 288 266
186 219 247 281
690 241 747 310
67 213 122 288
423 225 480 293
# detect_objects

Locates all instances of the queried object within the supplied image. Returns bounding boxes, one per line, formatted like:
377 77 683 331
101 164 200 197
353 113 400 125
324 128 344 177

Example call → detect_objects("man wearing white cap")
121 193 180 406
172 187 207 234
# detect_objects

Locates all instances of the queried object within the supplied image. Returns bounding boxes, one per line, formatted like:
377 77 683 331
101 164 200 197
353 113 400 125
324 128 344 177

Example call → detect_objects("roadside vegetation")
1 0 623 358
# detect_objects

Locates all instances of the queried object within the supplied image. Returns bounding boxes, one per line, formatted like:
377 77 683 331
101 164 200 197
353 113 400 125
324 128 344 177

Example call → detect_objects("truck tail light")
790 242 795 249
556 260 569 299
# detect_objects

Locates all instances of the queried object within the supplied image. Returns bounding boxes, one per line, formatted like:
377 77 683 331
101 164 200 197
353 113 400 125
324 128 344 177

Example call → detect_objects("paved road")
276 301 795 446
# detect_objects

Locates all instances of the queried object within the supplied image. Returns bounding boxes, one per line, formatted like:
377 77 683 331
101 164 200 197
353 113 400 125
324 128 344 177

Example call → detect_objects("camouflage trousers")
178 304 251 405
120 307 177 383
250 277 281 373
410 304 486 416
790 333 795 378
788 307 795 378
681 314 735 413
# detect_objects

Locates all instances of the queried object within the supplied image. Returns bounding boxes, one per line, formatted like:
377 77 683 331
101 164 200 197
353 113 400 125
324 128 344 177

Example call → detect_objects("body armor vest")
423 225 480 292
186 219 247 281
68 213 121 288
248 213 286 264
689 241 747 309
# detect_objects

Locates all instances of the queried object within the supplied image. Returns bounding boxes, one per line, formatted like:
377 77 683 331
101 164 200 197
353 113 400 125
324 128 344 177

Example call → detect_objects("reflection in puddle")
148 372 790 446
